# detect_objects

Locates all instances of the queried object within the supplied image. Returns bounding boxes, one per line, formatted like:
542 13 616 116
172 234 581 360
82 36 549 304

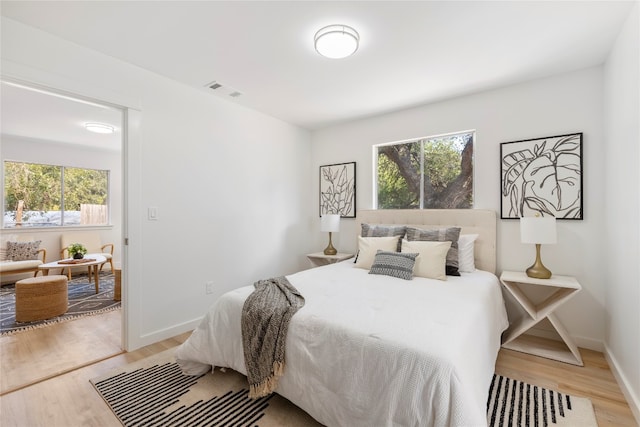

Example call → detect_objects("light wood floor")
495 336 637 427
0 309 122 394
1 316 637 426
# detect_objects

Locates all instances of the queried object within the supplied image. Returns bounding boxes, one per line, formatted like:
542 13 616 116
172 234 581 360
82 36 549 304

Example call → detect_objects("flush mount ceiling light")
314 24 359 59
85 123 114 134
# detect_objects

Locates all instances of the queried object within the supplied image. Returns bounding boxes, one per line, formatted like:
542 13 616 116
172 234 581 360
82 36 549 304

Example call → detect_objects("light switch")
148 207 158 220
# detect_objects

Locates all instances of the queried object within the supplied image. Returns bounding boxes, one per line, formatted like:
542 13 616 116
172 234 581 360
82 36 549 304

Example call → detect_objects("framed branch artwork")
319 162 356 218
500 132 583 220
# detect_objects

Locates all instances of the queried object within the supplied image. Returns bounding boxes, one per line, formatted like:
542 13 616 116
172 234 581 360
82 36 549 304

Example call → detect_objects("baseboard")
129 317 202 351
604 344 640 425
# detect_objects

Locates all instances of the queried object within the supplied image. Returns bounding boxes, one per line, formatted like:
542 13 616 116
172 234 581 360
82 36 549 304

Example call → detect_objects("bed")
175 209 509 427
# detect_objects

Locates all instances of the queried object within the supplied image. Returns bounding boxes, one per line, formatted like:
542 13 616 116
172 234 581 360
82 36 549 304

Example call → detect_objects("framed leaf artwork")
500 133 583 220
319 162 356 218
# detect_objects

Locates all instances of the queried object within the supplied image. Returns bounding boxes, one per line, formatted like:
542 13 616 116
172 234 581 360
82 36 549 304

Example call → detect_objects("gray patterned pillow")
368 250 418 280
361 224 406 251
6 240 41 261
406 227 461 276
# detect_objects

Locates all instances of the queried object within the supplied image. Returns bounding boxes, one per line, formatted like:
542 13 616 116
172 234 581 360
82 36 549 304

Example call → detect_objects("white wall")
312 67 607 351
0 135 122 283
603 2 640 421
1 17 314 349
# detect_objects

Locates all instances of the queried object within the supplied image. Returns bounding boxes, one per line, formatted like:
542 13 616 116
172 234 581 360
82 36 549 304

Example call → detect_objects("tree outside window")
376 132 474 209
3 161 109 228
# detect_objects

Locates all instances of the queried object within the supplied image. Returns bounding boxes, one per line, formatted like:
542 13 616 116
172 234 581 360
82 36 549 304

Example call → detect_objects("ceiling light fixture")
85 123 115 134
314 24 359 59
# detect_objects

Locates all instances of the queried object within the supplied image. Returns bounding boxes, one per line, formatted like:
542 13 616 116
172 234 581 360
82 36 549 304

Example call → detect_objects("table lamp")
321 214 340 255
520 215 557 279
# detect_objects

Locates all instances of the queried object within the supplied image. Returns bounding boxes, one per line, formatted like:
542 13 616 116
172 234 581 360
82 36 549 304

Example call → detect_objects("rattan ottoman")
15 275 68 322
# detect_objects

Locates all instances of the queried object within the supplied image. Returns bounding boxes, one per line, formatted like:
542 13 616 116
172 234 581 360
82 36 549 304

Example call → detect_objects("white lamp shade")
520 216 557 244
314 25 359 59
321 214 340 232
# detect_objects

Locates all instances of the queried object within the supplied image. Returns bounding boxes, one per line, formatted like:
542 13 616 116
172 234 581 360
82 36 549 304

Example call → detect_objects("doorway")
0 79 125 393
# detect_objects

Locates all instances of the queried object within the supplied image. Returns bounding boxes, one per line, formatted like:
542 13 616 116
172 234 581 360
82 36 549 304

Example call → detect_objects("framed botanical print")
500 133 583 219
319 162 356 218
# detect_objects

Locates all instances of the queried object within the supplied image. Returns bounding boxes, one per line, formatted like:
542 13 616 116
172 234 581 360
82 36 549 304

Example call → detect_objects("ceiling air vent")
204 80 242 98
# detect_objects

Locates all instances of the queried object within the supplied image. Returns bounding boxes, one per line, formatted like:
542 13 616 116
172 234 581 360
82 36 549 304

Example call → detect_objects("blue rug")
0 271 119 335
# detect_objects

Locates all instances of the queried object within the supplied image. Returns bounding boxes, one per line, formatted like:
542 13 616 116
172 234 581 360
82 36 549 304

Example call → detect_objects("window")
3 161 109 228
375 131 474 209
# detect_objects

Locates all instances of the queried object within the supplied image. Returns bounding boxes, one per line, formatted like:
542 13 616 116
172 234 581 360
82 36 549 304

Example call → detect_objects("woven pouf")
15 275 69 322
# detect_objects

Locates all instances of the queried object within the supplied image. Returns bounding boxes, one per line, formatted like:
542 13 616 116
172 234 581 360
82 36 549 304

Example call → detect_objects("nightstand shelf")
500 271 583 366
306 252 354 267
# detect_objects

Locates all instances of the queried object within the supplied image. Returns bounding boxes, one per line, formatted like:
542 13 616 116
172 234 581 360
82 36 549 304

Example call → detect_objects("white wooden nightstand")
306 252 354 267
499 271 583 366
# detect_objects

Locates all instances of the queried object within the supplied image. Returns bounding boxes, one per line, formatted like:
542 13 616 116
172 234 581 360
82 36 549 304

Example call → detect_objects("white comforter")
175 261 508 427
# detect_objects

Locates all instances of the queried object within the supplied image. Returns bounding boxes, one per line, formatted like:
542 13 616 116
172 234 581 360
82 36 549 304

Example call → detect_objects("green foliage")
377 143 419 209
4 162 61 218
67 243 88 256
4 161 108 223
423 138 462 190
64 167 108 211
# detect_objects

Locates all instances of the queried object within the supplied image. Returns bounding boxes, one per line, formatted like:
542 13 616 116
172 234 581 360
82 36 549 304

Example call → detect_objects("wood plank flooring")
0 309 122 394
1 315 637 426
495 335 638 427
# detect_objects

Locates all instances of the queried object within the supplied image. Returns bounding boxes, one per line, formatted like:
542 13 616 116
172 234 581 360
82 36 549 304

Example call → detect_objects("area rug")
91 349 598 427
0 271 119 335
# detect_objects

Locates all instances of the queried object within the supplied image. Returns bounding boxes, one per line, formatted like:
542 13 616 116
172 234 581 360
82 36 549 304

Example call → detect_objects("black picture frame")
319 162 356 218
500 132 583 220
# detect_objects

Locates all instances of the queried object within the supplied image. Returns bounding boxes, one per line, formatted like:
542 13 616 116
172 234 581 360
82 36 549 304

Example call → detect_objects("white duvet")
175 261 508 427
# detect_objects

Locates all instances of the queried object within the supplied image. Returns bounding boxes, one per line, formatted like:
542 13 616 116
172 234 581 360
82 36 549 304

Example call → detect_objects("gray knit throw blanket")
241 276 305 399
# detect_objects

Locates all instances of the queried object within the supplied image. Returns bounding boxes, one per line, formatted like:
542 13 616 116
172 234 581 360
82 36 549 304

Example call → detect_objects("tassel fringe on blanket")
249 361 285 399
241 276 305 399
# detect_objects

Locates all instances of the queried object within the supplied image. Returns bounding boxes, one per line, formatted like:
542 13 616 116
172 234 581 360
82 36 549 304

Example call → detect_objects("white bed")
176 209 509 427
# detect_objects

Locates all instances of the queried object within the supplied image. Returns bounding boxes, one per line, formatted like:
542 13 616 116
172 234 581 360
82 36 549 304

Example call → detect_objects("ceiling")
1 1 635 136
1 81 123 151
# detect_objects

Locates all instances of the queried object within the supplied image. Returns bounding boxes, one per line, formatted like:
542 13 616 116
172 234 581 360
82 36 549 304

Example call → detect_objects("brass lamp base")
323 232 337 255
525 244 552 279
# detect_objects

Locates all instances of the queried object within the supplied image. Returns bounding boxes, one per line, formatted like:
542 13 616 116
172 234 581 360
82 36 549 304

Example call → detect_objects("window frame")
3 160 111 229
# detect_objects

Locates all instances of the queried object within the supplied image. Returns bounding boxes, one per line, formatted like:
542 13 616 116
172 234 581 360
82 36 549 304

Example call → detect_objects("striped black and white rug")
91 351 597 427
487 374 597 426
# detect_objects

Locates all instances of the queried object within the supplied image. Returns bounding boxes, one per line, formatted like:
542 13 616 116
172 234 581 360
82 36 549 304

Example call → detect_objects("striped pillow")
406 226 461 276
368 250 418 280
361 224 406 252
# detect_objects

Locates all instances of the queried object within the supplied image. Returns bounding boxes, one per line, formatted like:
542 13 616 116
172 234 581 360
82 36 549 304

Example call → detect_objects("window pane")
3 161 62 227
423 133 473 208
377 141 421 209
375 131 474 210
63 167 109 225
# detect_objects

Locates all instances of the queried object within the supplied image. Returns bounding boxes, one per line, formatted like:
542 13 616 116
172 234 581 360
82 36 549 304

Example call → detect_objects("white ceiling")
1 81 123 151
1 1 635 135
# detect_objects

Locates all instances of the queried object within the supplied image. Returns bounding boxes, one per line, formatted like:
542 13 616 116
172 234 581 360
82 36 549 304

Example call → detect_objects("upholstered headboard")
355 209 497 274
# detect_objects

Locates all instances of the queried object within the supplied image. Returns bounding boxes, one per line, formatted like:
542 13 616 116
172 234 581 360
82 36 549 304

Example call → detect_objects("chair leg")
109 259 114 273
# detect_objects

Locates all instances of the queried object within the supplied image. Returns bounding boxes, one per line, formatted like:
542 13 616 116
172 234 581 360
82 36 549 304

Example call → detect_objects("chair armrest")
37 248 47 263
101 243 114 255
60 248 69 259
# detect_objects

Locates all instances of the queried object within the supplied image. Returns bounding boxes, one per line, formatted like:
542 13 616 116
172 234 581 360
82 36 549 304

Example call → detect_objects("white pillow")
458 234 479 273
401 239 451 281
354 236 401 269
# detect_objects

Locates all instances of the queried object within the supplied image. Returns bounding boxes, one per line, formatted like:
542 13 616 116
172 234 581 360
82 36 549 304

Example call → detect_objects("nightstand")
500 271 583 366
306 252 354 267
